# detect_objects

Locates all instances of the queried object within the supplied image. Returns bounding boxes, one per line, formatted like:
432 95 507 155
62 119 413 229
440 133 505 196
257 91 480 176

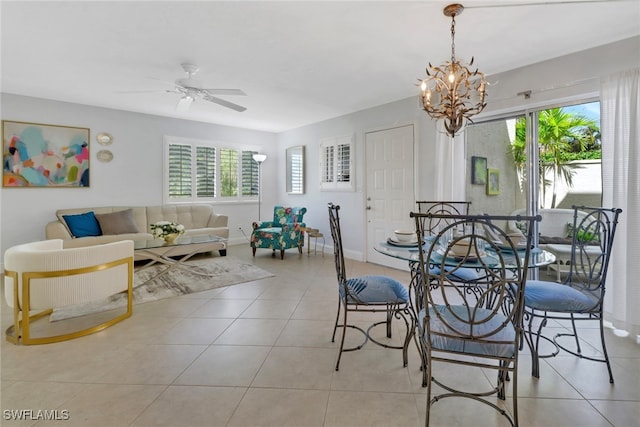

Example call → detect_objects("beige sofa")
46 204 229 256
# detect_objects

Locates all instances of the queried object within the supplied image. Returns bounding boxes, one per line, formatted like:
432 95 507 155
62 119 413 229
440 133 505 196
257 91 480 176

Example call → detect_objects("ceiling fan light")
176 96 194 112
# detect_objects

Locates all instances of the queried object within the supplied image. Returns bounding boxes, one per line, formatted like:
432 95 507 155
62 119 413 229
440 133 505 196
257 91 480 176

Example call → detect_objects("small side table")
301 227 325 256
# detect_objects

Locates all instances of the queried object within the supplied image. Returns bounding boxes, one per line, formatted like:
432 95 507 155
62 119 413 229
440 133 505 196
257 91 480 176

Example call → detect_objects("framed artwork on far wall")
471 156 487 185
487 168 500 195
3 120 90 187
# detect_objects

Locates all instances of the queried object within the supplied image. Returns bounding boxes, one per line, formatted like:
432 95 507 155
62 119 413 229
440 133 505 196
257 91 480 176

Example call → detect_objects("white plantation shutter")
196 146 216 197
242 151 259 196
168 143 192 198
219 148 238 197
289 150 304 193
164 136 260 203
337 143 351 183
320 135 354 191
322 144 334 184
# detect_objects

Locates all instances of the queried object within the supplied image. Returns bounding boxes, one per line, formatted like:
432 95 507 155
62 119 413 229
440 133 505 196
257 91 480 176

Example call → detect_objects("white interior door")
365 124 415 270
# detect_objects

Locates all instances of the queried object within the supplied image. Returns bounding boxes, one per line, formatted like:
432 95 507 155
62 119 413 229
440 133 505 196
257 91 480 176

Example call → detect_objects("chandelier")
419 3 487 137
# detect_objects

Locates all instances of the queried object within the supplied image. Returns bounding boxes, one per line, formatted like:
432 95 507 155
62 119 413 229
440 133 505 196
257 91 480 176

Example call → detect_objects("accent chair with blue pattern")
328 203 412 371
411 211 538 427
523 206 622 384
251 206 306 260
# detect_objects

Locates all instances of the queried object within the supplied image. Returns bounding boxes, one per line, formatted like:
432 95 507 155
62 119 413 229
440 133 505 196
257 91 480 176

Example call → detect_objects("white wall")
2 36 637 260
0 94 277 252
480 37 640 117
275 36 639 261
277 98 437 261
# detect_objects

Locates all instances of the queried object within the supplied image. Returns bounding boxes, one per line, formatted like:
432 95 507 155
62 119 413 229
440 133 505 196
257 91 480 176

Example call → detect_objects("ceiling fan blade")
145 76 178 85
116 89 168 94
202 89 247 96
466 0 616 9
202 94 247 112
176 96 193 112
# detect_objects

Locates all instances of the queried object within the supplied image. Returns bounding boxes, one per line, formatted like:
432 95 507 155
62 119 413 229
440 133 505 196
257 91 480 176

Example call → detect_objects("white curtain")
434 121 466 201
600 68 640 338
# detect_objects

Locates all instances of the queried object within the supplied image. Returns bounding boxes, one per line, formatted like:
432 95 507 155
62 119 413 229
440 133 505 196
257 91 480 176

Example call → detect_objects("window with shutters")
289 152 303 193
196 146 216 197
320 135 354 191
286 145 305 194
241 150 260 196
164 136 261 203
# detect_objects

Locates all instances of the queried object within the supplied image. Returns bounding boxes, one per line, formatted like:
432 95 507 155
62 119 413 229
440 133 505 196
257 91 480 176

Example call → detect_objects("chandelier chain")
450 15 456 63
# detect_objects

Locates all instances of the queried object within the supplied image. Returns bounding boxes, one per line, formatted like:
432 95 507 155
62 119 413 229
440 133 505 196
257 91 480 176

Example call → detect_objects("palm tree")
510 108 597 208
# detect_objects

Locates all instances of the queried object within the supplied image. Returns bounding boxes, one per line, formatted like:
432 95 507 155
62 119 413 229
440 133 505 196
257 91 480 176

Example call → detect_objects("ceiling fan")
124 63 247 112
170 63 247 112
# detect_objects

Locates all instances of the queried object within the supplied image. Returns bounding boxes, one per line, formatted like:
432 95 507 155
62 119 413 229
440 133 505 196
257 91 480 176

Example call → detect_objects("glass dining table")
375 238 556 270
375 237 557 313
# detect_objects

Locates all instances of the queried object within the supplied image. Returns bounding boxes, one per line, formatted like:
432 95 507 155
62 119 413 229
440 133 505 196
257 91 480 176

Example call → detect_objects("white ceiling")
2 0 639 133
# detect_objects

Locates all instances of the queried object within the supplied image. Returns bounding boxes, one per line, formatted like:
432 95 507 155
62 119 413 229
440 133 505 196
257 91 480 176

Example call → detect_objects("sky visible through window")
564 101 600 126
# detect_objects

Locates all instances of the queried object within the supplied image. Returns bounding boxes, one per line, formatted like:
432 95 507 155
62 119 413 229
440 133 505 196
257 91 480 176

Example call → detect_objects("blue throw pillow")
62 211 102 238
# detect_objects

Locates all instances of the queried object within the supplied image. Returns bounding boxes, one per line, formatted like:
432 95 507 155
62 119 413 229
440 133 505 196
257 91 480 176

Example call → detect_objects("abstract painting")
487 168 500 195
471 156 487 185
3 120 90 187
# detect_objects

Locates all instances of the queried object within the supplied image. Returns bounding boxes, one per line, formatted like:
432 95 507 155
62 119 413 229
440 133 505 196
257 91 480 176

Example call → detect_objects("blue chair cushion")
524 280 599 312
419 305 516 358
342 275 408 304
430 266 483 282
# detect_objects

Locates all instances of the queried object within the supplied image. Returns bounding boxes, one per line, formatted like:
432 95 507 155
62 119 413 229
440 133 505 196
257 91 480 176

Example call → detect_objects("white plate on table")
387 237 420 247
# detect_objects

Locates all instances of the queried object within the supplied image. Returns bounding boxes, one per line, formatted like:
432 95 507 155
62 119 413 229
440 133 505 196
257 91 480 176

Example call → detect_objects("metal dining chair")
328 203 413 371
416 201 471 236
523 206 622 383
410 212 538 427
416 201 479 284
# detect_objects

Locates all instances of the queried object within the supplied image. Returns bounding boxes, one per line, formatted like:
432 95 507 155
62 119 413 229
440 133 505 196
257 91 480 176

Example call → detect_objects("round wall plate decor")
96 132 113 145
97 149 113 163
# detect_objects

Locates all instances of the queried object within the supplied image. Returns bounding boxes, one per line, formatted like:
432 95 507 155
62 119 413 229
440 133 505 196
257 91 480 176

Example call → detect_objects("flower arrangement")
151 221 185 241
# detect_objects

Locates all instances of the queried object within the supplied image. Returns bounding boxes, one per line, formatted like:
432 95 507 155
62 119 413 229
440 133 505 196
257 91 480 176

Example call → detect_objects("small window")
242 151 259 196
286 145 305 194
320 135 354 191
168 143 193 198
196 146 216 197
219 148 238 197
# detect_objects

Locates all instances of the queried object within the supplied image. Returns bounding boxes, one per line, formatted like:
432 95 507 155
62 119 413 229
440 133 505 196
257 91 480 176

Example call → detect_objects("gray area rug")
50 256 274 322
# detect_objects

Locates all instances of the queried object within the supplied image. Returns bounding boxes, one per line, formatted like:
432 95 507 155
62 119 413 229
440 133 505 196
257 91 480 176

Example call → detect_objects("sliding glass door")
466 100 601 215
465 101 602 279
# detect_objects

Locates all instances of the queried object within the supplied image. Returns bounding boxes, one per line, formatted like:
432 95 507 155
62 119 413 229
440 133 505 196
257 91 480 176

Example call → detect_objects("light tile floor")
1 245 638 426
